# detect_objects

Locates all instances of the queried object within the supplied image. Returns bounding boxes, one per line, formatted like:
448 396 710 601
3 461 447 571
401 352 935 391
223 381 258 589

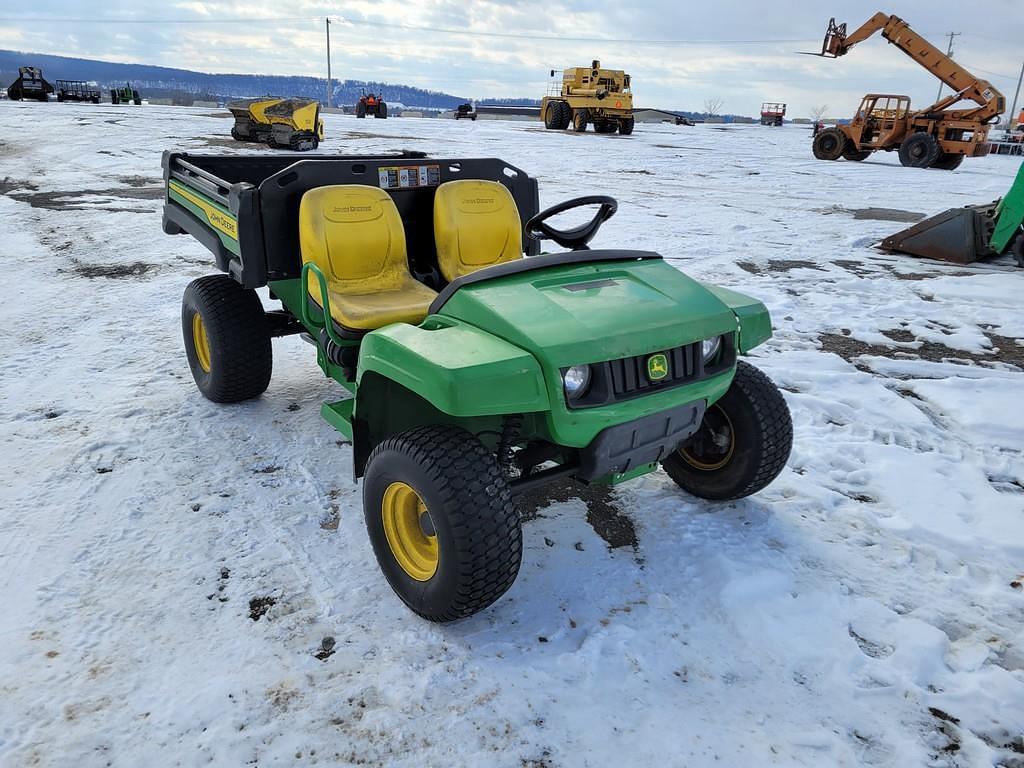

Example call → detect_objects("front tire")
363 425 522 622
812 127 846 160
662 361 792 500
618 117 635 135
181 275 272 403
898 132 940 168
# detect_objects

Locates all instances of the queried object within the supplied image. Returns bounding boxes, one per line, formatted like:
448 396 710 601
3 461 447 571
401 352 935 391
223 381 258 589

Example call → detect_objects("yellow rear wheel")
191 312 212 373
381 482 438 582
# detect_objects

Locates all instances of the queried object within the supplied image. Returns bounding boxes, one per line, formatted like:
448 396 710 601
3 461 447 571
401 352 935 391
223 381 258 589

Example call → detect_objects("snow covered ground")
0 103 1022 767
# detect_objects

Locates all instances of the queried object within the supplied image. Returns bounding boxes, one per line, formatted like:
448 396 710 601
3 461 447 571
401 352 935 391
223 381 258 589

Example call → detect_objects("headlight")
701 335 722 362
562 365 591 399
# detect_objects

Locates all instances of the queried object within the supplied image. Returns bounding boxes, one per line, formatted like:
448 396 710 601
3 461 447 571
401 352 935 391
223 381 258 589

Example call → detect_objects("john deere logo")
647 353 668 381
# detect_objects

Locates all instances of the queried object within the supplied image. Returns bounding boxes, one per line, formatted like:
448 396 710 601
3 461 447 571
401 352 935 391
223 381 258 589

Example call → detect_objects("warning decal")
378 165 442 190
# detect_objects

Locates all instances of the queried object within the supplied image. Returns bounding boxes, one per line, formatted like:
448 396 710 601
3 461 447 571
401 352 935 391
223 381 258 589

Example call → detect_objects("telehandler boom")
810 12 1005 169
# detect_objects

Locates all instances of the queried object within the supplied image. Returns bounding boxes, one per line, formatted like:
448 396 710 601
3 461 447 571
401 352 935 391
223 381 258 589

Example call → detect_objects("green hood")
436 257 738 367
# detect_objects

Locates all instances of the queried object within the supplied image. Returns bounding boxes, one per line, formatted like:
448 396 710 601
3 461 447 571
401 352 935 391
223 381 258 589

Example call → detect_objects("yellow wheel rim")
192 312 212 373
680 405 735 471
381 482 438 581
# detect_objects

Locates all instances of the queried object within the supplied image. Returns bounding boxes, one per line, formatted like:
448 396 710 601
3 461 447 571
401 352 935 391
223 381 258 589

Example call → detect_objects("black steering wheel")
525 195 618 250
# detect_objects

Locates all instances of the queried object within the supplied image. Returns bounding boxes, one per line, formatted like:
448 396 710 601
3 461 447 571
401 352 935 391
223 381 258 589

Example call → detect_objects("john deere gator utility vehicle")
541 60 634 135
227 97 324 151
111 82 142 105
807 12 1005 169
162 151 792 622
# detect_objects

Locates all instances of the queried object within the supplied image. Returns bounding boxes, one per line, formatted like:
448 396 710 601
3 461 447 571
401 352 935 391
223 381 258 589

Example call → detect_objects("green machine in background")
161 151 793 622
881 162 1024 266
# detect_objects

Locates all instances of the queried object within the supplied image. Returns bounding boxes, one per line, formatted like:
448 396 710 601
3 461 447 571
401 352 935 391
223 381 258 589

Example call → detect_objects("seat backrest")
299 185 409 293
433 180 522 282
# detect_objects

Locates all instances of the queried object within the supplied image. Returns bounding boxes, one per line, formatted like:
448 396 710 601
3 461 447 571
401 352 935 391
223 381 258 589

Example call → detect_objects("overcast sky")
1 0 1021 117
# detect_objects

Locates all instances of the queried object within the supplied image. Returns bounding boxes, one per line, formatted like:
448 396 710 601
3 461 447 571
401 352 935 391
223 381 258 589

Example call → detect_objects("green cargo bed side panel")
992 163 1024 253
702 284 772 353
168 180 241 257
357 319 550 417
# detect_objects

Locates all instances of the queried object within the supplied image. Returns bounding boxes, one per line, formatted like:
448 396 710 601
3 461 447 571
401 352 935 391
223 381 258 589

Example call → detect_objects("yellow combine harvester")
228 97 324 151
540 60 634 135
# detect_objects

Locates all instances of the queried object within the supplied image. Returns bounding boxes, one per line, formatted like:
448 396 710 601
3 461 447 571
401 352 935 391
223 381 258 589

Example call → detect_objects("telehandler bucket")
880 164 1024 265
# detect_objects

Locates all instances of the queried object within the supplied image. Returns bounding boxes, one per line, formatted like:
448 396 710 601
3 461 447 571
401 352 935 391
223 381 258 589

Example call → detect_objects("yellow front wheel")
381 482 438 582
363 425 521 622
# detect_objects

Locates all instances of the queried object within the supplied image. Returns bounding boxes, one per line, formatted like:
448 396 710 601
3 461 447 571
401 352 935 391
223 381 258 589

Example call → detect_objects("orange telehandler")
809 12 1005 170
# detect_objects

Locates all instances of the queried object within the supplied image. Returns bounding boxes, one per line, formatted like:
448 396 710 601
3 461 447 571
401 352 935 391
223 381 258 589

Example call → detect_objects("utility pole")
1008 59 1024 135
325 17 332 109
935 32 961 102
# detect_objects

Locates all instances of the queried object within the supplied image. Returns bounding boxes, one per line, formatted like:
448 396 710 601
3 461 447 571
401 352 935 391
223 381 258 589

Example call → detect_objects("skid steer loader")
880 163 1024 266
228 97 324 151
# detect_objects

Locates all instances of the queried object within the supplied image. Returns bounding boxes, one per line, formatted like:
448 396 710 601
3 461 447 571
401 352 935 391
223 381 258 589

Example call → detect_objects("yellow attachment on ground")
299 185 437 331
381 481 438 581
433 180 523 282
192 312 212 373
266 99 320 132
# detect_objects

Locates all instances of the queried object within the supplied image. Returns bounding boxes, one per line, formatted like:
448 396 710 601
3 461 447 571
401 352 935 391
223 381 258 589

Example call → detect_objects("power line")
0 14 815 45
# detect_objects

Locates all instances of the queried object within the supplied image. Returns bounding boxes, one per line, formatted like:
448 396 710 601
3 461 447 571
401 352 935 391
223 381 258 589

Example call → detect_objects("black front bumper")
576 399 706 481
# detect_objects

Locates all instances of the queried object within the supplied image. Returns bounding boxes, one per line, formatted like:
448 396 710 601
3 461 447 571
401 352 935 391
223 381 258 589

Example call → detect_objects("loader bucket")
879 203 998 264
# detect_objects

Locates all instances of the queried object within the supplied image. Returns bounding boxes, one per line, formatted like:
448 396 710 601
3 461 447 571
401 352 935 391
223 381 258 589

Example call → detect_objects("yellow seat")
433 180 523 282
299 185 437 332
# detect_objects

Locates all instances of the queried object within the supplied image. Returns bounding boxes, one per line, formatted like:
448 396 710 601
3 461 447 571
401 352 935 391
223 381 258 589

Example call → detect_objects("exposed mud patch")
518 478 637 549
72 261 155 279
738 259 824 275
818 204 925 222
248 596 276 621
818 330 1020 369
2 183 163 212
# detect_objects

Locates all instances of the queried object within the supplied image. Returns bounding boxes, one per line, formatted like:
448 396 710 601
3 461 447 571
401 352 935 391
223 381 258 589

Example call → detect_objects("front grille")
609 343 701 398
564 334 736 409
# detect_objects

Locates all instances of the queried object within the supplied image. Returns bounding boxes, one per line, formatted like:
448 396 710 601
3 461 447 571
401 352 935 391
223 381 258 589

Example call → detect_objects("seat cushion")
325 274 438 331
300 184 437 331
433 180 522 282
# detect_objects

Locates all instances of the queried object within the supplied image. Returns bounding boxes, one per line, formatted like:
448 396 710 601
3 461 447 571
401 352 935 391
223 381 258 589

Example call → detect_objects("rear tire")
356 102 366 118
931 152 965 171
661 361 792 500
572 108 589 132
618 117 634 135
181 275 272 403
812 127 846 160
378 102 387 119
363 425 522 622
898 132 941 168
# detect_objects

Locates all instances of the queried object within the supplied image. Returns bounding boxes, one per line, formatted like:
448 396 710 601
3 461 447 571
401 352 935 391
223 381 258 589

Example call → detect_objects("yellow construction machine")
228 97 324 151
808 12 1005 169
540 60 634 135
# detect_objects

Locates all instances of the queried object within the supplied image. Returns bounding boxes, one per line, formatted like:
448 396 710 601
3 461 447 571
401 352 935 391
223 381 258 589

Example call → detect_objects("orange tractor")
809 12 1005 170
356 90 387 119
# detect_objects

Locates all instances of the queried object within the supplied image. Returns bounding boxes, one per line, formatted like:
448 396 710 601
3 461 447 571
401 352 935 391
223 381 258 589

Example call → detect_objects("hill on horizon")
0 49 542 110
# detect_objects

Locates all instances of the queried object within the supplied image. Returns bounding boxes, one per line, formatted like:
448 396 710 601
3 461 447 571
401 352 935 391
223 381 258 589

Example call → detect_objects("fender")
702 284 772 353
356 316 550 417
